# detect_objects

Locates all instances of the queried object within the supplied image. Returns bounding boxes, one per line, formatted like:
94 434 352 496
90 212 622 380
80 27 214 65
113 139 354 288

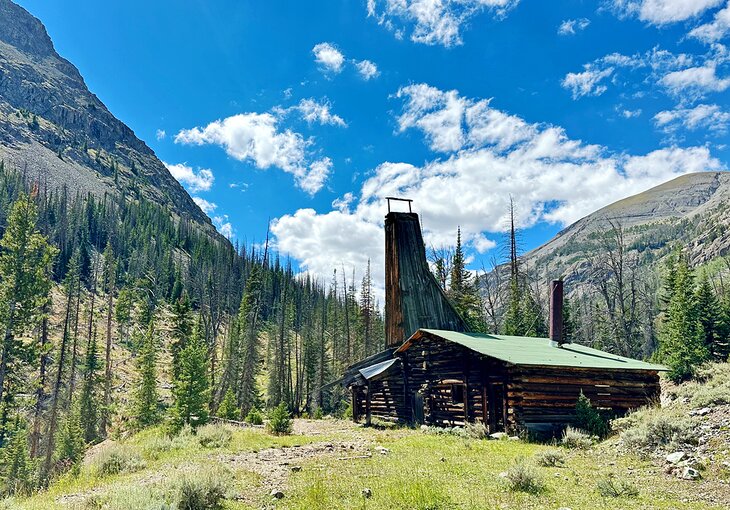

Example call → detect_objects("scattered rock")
498 471 508 478
291 466 301 472
508 435 520 441
557 507 573 510
489 432 508 440
361 488 372 498
666 451 686 464
690 407 712 416
375 446 390 455
270 489 285 499
680 467 701 480
440 457 446 462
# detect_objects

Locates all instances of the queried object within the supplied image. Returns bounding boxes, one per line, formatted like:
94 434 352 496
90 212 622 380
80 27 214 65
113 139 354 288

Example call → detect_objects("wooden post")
365 382 372 426
351 388 359 423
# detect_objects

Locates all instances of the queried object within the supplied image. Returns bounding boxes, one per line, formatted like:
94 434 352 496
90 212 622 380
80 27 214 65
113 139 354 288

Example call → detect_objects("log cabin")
343 201 665 436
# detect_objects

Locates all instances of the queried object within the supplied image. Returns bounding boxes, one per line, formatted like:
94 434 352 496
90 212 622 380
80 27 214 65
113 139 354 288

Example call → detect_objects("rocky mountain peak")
0 0 216 234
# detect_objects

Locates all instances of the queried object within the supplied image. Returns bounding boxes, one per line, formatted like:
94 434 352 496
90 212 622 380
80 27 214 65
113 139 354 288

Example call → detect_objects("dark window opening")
451 384 465 404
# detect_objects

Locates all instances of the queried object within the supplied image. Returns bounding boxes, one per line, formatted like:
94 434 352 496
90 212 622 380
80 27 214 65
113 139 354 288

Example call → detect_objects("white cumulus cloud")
175 112 332 195
660 64 730 99
689 2 730 42
610 0 724 25
356 59 380 80
271 83 724 297
163 162 214 192
192 196 217 214
312 42 345 73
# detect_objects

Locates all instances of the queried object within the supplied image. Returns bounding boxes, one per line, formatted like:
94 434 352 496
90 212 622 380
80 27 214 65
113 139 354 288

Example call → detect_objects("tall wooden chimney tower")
384 198 467 347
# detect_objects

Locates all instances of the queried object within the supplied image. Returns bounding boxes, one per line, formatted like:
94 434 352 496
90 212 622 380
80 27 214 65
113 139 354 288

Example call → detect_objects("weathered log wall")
507 365 661 435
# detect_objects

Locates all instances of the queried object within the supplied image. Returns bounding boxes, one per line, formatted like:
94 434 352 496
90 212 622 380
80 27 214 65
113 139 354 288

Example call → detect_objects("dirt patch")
223 434 373 504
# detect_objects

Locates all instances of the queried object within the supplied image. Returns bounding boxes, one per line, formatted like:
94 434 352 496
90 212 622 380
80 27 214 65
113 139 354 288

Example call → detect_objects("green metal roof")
401 329 667 371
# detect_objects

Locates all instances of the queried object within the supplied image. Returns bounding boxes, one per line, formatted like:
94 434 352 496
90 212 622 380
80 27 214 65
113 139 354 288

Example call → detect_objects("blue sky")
18 0 730 292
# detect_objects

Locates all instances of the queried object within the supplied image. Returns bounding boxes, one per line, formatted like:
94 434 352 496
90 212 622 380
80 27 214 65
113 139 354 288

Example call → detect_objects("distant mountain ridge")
0 0 215 233
523 171 730 286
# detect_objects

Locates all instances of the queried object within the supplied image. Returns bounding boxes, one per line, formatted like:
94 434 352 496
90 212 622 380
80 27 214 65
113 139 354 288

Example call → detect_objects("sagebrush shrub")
535 449 566 467
196 424 232 449
613 407 695 450
504 460 545 494
561 426 593 449
172 469 229 510
92 444 145 476
597 476 639 498
462 421 488 440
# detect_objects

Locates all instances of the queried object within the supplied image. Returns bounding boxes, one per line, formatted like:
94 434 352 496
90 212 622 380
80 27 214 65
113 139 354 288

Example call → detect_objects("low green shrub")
597 476 639 498
312 407 324 420
267 403 292 436
561 426 593 449
82 486 168 510
672 363 730 408
535 449 566 467
504 460 545 494
196 424 232 449
613 407 696 450
575 391 610 438
91 444 145 476
244 408 264 426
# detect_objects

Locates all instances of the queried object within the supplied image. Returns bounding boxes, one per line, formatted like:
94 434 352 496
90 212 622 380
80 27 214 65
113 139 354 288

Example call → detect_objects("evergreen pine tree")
169 320 210 432
235 264 264 415
131 322 160 429
0 193 56 443
562 297 578 343
0 424 34 495
448 228 485 331
217 388 239 421
55 406 85 475
78 332 101 443
170 293 193 379
695 271 722 361
658 258 709 382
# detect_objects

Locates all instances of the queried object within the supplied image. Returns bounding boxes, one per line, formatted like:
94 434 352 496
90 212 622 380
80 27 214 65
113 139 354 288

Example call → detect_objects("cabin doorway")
485 382 506 432
412 392 425 424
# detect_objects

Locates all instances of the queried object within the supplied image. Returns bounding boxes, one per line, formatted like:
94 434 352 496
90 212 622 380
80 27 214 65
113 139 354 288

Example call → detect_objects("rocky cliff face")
522 171 730 287
0 0 214 230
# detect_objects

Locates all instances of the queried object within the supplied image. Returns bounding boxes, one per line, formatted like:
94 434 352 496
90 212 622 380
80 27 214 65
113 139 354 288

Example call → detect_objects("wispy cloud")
558 18 590 35
367 0 520 47
654 103 730 132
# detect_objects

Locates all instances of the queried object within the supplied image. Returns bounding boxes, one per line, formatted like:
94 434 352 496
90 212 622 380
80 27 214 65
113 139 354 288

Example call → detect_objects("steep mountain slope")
523 171 730 285
0 0 215 233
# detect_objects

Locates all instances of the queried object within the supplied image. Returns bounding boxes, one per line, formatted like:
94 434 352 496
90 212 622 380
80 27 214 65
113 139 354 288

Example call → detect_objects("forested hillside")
0 163 384 492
